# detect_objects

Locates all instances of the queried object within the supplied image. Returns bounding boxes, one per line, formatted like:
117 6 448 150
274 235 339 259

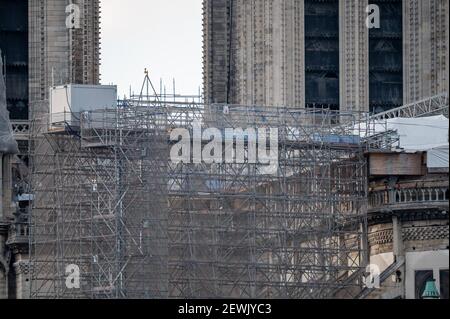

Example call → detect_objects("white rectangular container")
50 84 117 127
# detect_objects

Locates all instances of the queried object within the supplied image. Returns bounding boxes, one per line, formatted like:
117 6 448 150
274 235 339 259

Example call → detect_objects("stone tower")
0 0 101 299
203 0 449 113
29 0 101 118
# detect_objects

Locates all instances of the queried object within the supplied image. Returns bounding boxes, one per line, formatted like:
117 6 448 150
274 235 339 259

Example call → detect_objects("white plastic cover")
427 145 449 169
0 52 19 154
386 116 449 151
360 115 449 152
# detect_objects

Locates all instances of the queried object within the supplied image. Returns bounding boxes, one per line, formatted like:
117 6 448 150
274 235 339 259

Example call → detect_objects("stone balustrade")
369 186 449 209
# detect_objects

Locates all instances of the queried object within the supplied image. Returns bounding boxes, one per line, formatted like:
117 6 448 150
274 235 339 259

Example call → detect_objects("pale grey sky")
100 0 203 97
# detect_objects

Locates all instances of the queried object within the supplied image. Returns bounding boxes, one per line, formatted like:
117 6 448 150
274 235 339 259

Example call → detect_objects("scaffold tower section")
30 101 372 299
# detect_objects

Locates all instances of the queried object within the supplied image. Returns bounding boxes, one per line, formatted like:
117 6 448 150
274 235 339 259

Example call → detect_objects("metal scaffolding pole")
29 97 387 299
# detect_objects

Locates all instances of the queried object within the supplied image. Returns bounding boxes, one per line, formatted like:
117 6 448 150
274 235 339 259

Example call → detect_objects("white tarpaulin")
359 115 449 152
427 144 449 169
386 116 449 151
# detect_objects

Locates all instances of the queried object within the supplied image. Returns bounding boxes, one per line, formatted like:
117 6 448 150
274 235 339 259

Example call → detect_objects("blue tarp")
313 134 361 145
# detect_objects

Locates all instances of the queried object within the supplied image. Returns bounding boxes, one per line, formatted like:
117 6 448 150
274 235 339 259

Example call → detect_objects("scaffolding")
29 96 381 299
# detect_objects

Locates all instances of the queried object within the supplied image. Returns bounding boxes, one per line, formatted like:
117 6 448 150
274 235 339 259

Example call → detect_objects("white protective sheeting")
0 51 19 154
360 115 449 152
427 144 449 169
386 116 449 151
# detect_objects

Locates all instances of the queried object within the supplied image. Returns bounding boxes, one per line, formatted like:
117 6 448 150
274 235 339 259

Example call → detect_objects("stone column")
13 260 31 299
0 266 7 299
0 155 3 219
0 230 7 299
1 155 13 219
403 0 449 103
0 155 7 299
339 0 369 112
392 215 405 260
